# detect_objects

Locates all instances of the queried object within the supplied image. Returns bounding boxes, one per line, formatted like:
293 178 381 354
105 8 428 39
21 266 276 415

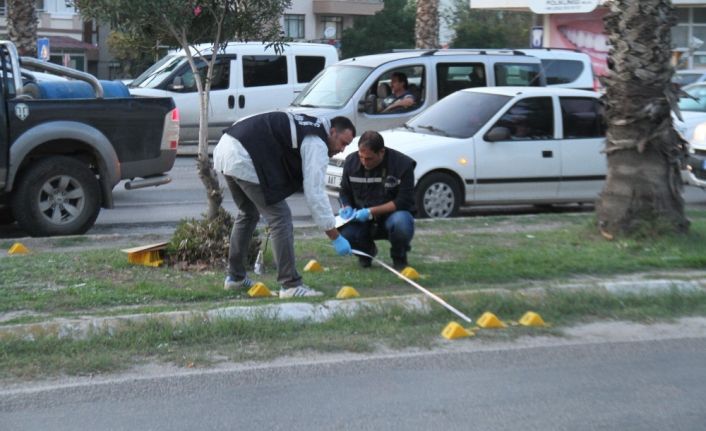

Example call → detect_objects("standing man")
214 112 356 298
338 130 416 270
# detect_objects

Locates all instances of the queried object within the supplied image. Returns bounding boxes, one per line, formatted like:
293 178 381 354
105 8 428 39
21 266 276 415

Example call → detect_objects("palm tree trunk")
7 0 38 57
596 0 689 237
415 0 439 49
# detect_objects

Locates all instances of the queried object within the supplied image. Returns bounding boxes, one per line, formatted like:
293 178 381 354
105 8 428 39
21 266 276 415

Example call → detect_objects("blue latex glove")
338 206 354 220
331 235 352 256
353 208 372 222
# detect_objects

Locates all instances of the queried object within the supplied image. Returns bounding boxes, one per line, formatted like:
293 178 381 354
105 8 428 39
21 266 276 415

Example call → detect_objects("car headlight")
691 122 706 152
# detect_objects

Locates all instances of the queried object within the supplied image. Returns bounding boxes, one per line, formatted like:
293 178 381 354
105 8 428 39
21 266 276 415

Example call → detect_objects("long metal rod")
352 249 473 324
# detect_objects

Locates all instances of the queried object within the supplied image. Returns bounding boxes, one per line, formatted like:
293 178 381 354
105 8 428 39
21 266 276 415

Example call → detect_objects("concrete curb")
2 277 705 341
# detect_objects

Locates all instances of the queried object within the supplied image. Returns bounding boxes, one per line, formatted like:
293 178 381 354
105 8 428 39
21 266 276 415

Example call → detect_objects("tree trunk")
596 0 689 237
415 0 439 49
7 0 38 57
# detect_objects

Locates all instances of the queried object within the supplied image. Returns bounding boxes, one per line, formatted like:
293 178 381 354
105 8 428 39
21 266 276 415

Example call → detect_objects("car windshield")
678 84 706 112
673 73 702 87
407 91 511 138
130 54 181 88
291 65 372 108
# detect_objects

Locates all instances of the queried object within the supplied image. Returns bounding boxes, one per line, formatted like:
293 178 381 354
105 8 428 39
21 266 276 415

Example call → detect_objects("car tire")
11 156 101 236
415 172 461 218
0 207 15 225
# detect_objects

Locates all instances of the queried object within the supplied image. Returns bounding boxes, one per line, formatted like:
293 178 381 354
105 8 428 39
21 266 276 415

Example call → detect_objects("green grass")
2 288 705 380
2 212 706 316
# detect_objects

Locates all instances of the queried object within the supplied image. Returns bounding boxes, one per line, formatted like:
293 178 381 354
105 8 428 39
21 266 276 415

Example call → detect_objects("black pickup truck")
0 41 179 236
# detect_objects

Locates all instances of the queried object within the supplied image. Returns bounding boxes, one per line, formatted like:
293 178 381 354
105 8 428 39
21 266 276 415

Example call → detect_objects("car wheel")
415 172 461 218
0 207 14 225
11 156 101 236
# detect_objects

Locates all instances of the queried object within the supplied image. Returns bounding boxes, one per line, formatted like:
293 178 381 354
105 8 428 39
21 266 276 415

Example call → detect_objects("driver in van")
381 72 416 113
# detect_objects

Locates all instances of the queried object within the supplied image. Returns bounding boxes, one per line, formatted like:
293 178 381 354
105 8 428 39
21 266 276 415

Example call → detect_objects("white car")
326 87 606 218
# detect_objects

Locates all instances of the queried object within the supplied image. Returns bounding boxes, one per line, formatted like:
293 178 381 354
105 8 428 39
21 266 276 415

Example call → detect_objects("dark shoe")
392 257 408 271
358 256 372 268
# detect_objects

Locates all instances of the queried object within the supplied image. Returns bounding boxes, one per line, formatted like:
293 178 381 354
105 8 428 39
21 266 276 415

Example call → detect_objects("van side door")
236 53 292 120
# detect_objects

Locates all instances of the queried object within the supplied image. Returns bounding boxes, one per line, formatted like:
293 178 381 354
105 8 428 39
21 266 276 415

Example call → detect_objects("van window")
292 64 371 108
560 97 605 138
494 63 543 86
166 56 231 93
491 97 553 140
243 55 287 87
541 60 584 85
436 63 486 100
296 56 326 83
131 55 182 89
373 65 425 115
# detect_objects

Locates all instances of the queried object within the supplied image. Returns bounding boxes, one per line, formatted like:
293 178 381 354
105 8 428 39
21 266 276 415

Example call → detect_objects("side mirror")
169 76 184 91
358 94 376 114
485 126 511 142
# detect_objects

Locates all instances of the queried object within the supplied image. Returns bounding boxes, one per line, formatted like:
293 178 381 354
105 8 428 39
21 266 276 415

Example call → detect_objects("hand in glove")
338 206 355 220
331 235 352 256
353 208 372 222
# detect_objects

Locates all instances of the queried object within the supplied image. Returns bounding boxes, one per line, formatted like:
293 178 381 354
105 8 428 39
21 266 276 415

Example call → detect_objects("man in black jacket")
214 112 356 298
338 130 416 270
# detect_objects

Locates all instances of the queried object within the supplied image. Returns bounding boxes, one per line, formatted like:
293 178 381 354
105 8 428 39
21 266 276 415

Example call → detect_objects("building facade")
472 0 706 77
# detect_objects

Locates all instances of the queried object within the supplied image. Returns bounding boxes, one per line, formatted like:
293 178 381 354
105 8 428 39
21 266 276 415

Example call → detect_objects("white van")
128 42 338 152
514 48 595 90
286 49 545 133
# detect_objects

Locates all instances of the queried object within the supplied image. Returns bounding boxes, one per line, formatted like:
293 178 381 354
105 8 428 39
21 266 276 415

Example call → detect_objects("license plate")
326 174 341 188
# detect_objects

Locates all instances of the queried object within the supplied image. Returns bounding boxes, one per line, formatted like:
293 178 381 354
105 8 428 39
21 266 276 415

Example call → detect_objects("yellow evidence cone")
398 266 420 280
303 259 324 272
336 286 360 299
8 242 29 255
441 321 474 340
248 282 275 298
519 311 547 327
477 311 507 329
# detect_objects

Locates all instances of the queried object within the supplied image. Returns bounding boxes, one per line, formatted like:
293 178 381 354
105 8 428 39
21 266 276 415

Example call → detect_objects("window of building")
321 16 342 40
673 7 706 69
242 55 287 87
1 1 47 15
284 14 305 39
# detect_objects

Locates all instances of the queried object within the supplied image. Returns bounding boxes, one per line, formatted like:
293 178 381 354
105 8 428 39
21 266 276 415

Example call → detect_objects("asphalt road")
2 156 706 238
1 334 705 430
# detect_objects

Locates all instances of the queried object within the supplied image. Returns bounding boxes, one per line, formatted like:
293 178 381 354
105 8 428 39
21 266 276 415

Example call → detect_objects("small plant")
166 207 261 269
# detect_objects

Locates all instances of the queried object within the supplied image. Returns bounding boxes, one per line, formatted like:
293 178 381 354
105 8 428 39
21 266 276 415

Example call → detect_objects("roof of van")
337 49 541 68
176 41 338 56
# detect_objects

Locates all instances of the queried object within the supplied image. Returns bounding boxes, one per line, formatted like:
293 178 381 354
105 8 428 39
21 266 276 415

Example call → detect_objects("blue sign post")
37 37 50 61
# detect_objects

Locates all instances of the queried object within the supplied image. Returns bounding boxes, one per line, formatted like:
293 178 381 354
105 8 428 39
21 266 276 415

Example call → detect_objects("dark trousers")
339 210 414 260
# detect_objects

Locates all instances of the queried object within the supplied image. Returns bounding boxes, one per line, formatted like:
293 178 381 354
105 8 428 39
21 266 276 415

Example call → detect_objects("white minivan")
287 49 546 133
128 42 338 152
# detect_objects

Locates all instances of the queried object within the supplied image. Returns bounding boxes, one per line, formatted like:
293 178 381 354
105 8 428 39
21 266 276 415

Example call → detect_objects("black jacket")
225 112 328 204
340 146 416 217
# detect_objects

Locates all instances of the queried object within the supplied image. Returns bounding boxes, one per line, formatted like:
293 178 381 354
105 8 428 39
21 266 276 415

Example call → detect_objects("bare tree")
415 0 439 49
596 0 689 238
7 0 38 56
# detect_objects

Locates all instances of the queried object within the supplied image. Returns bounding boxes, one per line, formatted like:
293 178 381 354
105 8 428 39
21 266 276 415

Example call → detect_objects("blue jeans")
339 210 414 261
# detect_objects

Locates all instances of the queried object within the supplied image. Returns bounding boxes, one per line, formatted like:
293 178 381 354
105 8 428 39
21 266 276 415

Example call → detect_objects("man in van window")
337 130 416 270
381 72 417 113
213 112 356 298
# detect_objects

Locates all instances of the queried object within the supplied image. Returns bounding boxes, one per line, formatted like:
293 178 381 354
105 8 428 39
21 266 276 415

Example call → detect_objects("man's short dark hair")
358 130 384 153
391 72 409 89
331 116 356 137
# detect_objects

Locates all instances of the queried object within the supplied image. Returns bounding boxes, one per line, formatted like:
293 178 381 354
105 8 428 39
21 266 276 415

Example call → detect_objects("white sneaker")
279 285 323 298
224 276 255 291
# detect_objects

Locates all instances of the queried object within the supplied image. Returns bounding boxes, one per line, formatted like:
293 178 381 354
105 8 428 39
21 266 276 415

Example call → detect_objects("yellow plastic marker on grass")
519 311 547 327
248 282 275 298
8 242 29 255
441 321 474 339
303 259 324 272
336 286 360 299
477 311 507 329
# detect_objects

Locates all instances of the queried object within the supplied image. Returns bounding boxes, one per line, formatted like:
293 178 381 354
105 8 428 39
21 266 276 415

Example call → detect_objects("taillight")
162 108 180 150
